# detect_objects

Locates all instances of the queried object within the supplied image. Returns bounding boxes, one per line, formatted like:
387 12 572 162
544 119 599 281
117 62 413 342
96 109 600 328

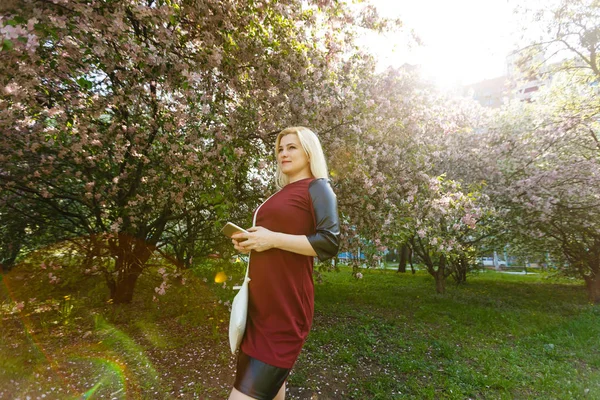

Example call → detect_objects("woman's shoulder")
308 178 336 197
308 177 331 187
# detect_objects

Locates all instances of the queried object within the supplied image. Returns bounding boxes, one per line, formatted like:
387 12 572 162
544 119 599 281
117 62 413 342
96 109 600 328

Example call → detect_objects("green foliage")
1 38 13 51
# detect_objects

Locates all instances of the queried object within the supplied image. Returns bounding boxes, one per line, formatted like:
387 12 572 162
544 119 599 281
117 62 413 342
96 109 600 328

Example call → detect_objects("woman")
229 127 340 400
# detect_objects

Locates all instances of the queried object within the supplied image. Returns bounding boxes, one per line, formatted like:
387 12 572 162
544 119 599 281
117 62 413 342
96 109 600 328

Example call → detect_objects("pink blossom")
48 273 59 284
461 213 477 229
26 34 39 51
27 18 38 31
1 24 25 40
209 49 222 66
110 221 120 232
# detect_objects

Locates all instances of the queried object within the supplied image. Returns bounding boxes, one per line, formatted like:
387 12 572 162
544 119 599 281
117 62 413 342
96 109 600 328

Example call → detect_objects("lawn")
1 263 599 399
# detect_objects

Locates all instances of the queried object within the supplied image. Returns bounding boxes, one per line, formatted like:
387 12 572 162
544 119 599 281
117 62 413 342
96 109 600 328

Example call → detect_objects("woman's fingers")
231 227 272 253
231 237 251 254
231 232 249 241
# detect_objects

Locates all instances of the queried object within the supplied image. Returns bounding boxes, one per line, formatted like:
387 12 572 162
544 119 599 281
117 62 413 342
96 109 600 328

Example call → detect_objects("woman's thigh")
233 352 290 400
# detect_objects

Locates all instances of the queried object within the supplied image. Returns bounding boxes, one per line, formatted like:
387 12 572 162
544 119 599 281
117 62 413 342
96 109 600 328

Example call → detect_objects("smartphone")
221 222 248 242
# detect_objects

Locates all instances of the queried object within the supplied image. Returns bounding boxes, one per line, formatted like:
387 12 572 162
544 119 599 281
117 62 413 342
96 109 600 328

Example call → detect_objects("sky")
362 0 525 88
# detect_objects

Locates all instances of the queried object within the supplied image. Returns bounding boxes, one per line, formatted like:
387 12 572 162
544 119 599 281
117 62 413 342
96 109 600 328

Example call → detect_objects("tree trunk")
584 274 600 304
435 272 446 294
110 265 142 304
424 260 447 294
397 244 408 273
107 234 153 304
453 256 468 284
1 241 22 272
435 257 447 294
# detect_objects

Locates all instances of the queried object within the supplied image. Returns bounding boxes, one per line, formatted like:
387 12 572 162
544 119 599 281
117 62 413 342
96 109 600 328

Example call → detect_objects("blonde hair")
274 126 329 189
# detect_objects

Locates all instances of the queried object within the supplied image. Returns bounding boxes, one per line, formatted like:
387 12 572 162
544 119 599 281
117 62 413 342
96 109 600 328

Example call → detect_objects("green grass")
286 268 600 399
1 263 599 399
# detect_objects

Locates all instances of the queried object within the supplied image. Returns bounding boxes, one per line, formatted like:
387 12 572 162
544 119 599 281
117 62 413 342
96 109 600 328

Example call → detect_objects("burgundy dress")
240 177 339 369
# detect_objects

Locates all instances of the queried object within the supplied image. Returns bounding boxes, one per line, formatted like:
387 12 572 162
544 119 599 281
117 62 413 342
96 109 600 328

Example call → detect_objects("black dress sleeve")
307 178 340 261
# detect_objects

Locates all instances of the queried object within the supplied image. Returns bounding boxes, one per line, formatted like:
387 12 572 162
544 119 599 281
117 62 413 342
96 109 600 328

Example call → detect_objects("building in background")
462 49 554 108
462 76 507 108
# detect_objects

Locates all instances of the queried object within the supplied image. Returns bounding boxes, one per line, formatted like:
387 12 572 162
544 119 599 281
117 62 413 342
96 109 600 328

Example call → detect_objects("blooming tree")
515 0 600 79
0 0 407 302
400 176 492 293
482 75 600 302
468 0 600 302
323 67 428 263
373 87 495 286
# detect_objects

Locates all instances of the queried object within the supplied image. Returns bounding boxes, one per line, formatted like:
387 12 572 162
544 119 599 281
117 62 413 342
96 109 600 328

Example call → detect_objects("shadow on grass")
0 259 237 399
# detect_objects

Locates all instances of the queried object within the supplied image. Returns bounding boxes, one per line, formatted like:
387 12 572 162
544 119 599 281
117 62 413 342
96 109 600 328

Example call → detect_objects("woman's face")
278 133 311 179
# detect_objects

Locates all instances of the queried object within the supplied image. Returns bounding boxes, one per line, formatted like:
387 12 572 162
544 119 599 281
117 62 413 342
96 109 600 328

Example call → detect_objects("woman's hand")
231 238 251 254
232 226 279 253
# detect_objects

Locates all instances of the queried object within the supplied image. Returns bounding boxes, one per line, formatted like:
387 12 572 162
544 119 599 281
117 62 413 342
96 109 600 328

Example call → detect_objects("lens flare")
77 358 126 399
1 272 79 395
214 271 227 283
94 315 160 378
81 379 105 399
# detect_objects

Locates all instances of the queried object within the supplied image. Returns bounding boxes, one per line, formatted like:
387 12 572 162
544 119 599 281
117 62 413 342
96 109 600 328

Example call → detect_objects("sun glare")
362 0 522 89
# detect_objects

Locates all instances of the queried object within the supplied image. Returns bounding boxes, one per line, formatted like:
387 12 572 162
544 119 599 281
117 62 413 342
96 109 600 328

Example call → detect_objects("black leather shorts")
234 351 290 400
